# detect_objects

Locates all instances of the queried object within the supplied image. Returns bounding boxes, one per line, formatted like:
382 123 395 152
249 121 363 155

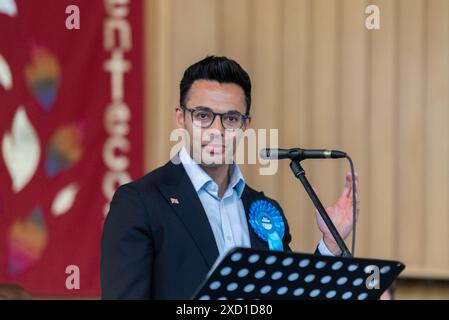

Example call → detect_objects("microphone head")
259 148 289 160
260 147 345 160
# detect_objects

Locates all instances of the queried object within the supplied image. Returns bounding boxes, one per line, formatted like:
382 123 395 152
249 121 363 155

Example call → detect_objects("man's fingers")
342 173 352 197
343 173 361 217
345 172 360 199
343 172 357 198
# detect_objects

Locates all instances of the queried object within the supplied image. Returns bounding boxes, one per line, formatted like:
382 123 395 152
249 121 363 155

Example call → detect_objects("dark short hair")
179 56 252 115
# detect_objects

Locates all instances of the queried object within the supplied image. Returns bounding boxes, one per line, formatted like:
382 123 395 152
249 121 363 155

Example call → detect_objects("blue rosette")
249 200 285 251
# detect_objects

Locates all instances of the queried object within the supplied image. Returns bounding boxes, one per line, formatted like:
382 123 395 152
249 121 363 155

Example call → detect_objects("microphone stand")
290 160 352 257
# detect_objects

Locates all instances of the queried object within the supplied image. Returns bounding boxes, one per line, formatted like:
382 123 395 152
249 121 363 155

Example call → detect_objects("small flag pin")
170 197 179 204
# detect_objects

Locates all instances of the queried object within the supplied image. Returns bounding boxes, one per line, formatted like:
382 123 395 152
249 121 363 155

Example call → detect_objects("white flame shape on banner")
2 106 41 192
51 183 80 216
0 0 17 17
0 54 12 90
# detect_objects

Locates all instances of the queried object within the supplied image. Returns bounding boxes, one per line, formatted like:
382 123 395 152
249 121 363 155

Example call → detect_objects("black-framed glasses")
181 105 250 130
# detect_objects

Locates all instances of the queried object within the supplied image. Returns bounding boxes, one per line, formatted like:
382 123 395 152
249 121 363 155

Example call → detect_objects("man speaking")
100 56 359 299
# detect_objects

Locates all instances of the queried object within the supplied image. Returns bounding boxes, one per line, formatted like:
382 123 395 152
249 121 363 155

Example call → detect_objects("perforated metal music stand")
193 247 405 300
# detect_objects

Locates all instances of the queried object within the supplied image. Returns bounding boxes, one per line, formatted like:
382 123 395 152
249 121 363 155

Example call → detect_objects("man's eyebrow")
193 106 243 113
193 105 213 111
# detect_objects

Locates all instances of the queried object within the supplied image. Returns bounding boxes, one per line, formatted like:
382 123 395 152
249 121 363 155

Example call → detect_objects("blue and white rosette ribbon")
249 200 285 251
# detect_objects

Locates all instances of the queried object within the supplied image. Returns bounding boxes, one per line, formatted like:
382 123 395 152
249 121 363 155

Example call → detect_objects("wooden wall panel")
246 0 283 196
424 0 449 269
396 0 426 268
368 0 397 260
306 0 341 246
280 0 315 251
340 0 369 256
145 0 449 279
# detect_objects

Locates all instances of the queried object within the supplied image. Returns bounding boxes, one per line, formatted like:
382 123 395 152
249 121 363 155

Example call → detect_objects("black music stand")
193 247 405 300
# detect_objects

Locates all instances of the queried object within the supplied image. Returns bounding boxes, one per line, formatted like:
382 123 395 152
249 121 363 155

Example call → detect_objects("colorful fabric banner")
0 0 143 296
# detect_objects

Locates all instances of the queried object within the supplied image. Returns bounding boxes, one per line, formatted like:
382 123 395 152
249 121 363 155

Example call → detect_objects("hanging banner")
0 0 144 297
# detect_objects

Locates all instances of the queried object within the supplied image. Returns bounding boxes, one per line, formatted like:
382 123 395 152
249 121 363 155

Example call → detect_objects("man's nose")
210 115 224 134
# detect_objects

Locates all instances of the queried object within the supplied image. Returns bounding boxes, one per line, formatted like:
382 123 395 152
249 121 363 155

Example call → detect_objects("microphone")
260 148 346 161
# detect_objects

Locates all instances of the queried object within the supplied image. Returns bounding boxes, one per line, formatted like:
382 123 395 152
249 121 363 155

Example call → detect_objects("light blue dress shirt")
179 147 251 255
179 147 334 257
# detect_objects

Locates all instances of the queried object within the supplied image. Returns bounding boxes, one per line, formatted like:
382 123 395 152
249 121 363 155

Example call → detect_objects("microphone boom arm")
289 160 352 257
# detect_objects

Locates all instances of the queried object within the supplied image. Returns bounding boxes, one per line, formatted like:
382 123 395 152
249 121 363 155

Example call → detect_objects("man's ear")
175 107 185 128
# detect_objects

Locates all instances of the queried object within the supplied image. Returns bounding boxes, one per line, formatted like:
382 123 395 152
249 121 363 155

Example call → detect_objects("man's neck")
200 164 230 198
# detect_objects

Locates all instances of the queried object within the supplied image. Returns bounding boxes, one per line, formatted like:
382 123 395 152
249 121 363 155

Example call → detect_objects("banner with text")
0 0 143 296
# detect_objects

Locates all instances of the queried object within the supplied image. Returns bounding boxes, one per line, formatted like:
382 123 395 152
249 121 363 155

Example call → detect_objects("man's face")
176 80 250 166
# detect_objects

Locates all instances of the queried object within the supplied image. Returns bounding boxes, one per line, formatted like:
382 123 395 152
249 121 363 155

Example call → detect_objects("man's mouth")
202 143 225 154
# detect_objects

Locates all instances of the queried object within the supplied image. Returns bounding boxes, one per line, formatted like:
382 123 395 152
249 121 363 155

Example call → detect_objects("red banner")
0 0 143 297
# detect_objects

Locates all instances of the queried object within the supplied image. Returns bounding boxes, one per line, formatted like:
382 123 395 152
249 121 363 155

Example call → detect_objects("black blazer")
100 157 293 299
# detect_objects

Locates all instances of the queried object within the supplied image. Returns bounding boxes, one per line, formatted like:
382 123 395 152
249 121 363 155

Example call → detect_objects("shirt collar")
179 147 246 198
229 162 246 198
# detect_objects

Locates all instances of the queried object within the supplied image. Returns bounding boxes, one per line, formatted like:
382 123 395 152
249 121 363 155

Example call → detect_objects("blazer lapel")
241 187 269 251
157 158 219 269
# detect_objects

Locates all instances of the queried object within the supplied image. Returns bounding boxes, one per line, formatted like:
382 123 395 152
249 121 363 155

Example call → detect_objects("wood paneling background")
144 0 449 280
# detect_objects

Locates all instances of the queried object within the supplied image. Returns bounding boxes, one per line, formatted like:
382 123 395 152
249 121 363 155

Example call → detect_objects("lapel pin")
170 197 179 204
